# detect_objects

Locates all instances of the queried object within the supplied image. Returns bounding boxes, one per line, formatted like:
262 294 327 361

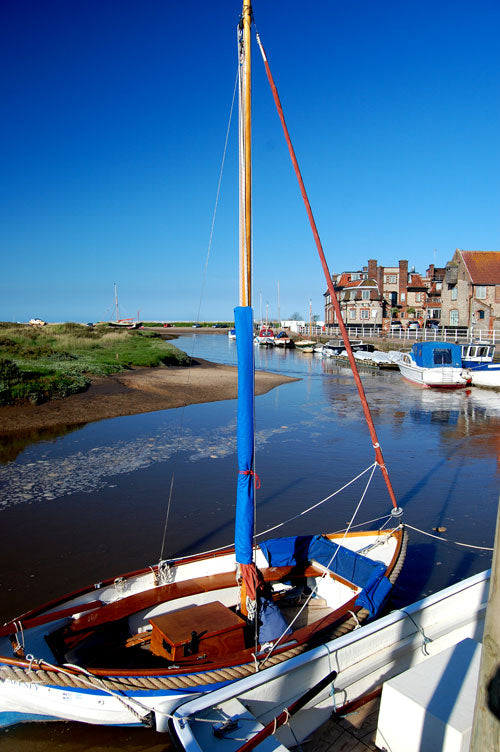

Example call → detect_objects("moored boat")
462 341 500 388
398 342 471 388
294 339 315 349
254 327 275 345
273 331 293 347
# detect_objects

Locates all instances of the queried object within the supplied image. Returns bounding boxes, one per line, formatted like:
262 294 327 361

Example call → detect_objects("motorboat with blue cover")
398 341 471 388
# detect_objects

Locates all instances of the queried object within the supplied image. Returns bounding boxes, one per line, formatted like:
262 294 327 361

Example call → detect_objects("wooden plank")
68 565 323 633
0 599 103 638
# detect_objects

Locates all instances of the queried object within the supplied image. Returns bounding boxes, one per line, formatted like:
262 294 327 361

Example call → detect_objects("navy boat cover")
259 534 392 618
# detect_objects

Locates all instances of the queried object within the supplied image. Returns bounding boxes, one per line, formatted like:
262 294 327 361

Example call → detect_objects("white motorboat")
462 342 500 388
398 342 471 388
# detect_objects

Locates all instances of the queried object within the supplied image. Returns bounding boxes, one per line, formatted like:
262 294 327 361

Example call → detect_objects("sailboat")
106 284 143 329
0 2 406 731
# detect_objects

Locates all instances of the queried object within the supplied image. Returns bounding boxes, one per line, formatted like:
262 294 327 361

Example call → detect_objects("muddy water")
0 335 497 750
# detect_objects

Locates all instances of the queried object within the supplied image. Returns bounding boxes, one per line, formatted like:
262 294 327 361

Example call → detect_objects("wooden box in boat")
149 601 246 661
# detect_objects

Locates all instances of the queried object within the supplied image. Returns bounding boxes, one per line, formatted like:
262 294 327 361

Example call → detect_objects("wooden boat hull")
0 529 405 730
169 569 489 748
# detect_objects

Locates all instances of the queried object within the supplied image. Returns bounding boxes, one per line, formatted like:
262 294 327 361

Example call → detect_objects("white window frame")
450 309 459 325
476 285 486 299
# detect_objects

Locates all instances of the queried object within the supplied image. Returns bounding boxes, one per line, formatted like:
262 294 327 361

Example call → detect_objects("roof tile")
460 251 500 285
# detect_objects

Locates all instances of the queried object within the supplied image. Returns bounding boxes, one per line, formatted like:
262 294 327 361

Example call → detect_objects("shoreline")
0 358 298 436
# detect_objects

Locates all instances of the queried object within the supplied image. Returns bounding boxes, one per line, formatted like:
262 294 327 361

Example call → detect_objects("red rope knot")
239 470 261 489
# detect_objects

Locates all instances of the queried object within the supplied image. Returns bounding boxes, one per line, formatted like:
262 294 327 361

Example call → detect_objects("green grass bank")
0 322 190 407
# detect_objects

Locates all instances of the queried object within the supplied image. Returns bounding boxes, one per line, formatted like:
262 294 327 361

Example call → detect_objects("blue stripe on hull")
0 711 60 728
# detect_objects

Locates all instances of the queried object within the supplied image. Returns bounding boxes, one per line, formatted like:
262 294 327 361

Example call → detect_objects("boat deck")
294 697 380 752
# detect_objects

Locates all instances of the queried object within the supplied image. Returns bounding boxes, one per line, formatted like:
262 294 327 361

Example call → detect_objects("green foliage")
0 358 90 406
0 324 190 407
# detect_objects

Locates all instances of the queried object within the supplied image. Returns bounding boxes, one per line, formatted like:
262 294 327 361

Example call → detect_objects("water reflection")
0 423 86 464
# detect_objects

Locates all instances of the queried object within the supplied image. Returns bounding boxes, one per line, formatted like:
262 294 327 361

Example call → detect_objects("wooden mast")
239 2 252 307
237 1 257 621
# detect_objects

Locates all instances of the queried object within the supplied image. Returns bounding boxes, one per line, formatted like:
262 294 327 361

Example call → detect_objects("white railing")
298 325 498 345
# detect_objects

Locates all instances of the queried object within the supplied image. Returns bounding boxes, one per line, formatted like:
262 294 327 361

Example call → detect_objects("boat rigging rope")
156 462 381 566
158 68 239 563
255 462 379 540
253 25 400 514
258 464 378 669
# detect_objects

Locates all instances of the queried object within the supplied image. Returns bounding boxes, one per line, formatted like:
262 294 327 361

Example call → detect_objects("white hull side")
398 361 469 388
170 569 489 749
470 365 500 388
0 679 198 729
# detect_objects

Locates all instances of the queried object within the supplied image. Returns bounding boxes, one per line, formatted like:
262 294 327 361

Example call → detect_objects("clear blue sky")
1 0 498 323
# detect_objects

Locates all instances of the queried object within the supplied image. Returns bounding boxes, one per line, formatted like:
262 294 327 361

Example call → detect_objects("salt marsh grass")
0 322 189 406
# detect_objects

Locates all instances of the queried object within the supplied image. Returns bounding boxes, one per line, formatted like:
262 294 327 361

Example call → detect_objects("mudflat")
0 358 297 435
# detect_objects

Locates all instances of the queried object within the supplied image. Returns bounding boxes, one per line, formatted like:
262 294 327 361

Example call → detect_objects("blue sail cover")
259 535 392 618
234 306 255 565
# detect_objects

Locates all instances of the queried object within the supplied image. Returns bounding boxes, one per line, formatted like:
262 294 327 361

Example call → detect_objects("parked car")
425 320 440 330
407 320 420 330
390 321 404 331
29 318 46 327
163 323 173 328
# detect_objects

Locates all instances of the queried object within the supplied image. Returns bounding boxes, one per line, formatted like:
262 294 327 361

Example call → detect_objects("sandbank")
0 358 297 435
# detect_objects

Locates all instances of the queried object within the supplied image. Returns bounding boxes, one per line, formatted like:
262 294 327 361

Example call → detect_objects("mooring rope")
405 523 493 551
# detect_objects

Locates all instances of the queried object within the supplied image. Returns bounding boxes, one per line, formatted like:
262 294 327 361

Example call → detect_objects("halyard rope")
158 68 239 563
161 462 381 564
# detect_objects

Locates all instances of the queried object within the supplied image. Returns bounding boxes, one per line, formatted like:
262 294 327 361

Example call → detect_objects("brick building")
325 259 446 329
441 250 500 330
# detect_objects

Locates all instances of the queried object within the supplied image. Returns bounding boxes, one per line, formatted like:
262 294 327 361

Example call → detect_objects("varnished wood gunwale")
67 564 324 633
